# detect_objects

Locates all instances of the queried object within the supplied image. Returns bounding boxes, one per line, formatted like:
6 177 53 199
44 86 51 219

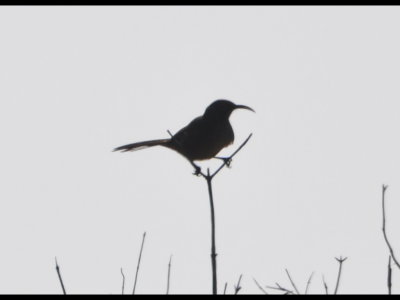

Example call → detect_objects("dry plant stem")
285 269 300 294
198 133 253 295
55 257 66 295
253 278 268 294
132 232 146 295
304 272 314 294
388 256 392 295
334 256 347 295
234 274 243 295
120 268 125 295
322 275 329 295
223 282 228 295
166 255 172 295
382 185 400 269
265 270 299 295
266 283 294 295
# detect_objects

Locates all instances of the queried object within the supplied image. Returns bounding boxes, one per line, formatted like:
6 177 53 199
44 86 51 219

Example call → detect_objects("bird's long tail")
113 139 171 152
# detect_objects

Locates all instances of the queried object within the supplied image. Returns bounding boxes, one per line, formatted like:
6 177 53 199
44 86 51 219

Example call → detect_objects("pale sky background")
0 5 400 294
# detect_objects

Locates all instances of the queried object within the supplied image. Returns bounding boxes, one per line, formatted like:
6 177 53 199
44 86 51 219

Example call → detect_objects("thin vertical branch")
166 255 172 295
285 269 300 294
120 268 125 295
388 255 392 295
55 257 66 295
304 271 314 294
223 282 228 295
132 232 146 295
382 185 400 269
234 274 243 295
205 168 218 295
334 256 347 295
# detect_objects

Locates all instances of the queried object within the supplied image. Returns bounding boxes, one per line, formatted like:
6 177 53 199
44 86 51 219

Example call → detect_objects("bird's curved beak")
235 104 255 113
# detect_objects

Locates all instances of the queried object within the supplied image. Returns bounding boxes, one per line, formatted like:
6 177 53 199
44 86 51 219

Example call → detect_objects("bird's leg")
214 156 232 168
190 161 202 176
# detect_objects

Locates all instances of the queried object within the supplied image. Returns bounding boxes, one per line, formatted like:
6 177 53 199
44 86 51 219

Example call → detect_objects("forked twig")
132 232 146 295
265 283 295 295
334 256 347 294
265 269 299 295
198 134 253 295
322 275 329 295
382 185 400 269
234 274 243 295
198 133 253 179
55 257 67 295
265 268 327 295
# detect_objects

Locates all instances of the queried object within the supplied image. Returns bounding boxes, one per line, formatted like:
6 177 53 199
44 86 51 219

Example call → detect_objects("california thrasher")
114 99 254 174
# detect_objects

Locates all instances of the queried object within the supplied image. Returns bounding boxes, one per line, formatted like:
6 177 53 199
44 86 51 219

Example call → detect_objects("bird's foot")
215 156 233 168
190 162 202 176
193 165 202 176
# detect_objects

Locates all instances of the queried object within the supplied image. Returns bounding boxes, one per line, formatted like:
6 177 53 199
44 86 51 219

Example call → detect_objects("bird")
113 99 254 174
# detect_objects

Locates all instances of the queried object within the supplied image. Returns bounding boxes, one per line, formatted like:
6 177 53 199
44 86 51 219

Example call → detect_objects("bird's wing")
172 116 205 144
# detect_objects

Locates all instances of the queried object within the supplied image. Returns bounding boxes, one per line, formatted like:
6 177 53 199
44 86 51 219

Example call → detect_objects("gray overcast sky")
0 6 400 294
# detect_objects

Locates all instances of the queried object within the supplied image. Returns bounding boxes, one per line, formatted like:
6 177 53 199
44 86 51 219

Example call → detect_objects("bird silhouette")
114 99 254 174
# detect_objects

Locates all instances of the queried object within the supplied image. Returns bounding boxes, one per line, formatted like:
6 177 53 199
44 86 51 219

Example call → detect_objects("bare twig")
223 282 228 295
334 256 347 294
198 133 253 179
266 283 295 295
120 268 125 295
388 255 392 295
253 277 268 294
55 257 67 295
322 275 329 295
382 185 400 269
304 271 314 294
285 269 300 294
132 232 146 295
234 274 243 295
166 255 172 295
198 134 253 295
265 269 300 295
167 130 173 137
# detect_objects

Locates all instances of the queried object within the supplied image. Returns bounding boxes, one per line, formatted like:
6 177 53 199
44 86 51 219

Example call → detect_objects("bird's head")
204 99 255 120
